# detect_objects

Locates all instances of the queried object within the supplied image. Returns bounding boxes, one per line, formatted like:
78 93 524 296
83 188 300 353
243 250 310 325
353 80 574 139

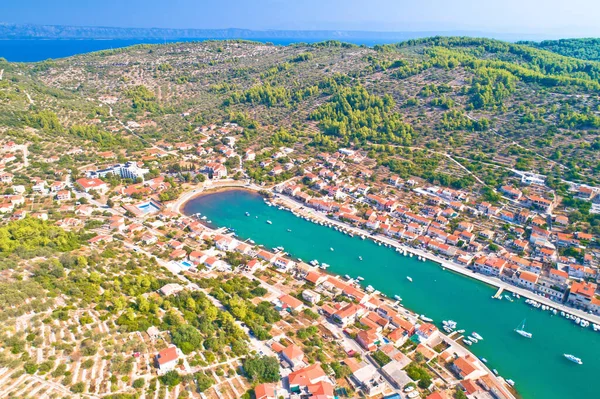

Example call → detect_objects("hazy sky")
3 0 600 36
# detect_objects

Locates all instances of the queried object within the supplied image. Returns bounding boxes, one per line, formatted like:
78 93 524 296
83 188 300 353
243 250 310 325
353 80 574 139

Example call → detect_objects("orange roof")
519 271 538 283
426 392 449 399
454 357 477 378
288 363 326 387
282 343 304 361
305 271 324 284
550 269 568 278
570 281 597 298
461 379 480 394
388 327 405 342
271 341 286 353
156 346 178 365
308 381 334 397
254 383 275 399
279 294 303 310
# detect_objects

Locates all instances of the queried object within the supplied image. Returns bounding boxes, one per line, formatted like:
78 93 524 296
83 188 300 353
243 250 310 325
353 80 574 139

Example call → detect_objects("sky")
2 0 600 37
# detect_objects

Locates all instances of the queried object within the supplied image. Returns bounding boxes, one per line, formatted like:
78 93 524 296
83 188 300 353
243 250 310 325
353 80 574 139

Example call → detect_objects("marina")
183 189 600 399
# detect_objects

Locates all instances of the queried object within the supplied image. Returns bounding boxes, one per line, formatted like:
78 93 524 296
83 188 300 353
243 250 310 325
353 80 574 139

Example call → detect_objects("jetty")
493 287 504 299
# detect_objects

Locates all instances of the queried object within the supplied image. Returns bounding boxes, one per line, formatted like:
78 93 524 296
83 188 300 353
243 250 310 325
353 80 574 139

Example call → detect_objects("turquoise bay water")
184 190 600 399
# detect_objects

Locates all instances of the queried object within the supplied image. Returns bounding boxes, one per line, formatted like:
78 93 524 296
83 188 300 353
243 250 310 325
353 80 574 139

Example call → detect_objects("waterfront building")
567 281 598 312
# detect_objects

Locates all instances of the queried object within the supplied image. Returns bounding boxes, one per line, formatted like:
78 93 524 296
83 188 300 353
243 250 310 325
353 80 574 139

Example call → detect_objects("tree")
71 382 86 393
171 324 203 354
133 378 145 389
455 389 468 399
242 356 280 383
160 370 181 387
195 371 215 392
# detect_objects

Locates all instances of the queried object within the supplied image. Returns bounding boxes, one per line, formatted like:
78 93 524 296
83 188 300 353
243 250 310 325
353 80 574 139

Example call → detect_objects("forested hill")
519 38 600 61
2 36 600 188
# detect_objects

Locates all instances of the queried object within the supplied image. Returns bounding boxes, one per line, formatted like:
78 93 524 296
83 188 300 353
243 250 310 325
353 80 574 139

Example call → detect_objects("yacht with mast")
515 319 533 338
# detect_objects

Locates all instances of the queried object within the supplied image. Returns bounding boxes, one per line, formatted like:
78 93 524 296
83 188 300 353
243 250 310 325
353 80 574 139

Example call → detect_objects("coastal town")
0 114 599 399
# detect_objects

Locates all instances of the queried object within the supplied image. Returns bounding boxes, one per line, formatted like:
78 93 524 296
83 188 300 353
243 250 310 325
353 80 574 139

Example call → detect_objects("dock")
493 287 504 299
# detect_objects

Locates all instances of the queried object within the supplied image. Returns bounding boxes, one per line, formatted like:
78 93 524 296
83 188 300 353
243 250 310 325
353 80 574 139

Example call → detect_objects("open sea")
183 189 600 399
0 37 397 62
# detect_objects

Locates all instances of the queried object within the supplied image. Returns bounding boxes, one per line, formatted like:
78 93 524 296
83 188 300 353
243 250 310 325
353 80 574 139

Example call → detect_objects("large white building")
87 161 149 181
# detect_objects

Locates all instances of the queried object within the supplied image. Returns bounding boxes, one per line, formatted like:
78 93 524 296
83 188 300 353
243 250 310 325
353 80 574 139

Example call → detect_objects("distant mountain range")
0 23 557 42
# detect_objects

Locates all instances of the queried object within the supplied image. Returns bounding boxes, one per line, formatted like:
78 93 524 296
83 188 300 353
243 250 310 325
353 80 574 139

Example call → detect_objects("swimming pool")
179 260 193 268
136 201 161 214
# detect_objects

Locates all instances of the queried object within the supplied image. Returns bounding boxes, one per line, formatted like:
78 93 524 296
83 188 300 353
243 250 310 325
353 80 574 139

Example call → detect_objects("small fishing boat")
266 220 272 224
321 263 330 269
463 339 472 346
406 276 413 282
344 274 351 280
563 354 583 365
366 285 375 293
506 379 515 387
480 357 488 363
493 369 499 376
504 295 514 302
358 256 363 261
457 329 465 334
357 276 364 281
394 295 402 301
201 216 207 220
245 212 250 216
420 315 433 322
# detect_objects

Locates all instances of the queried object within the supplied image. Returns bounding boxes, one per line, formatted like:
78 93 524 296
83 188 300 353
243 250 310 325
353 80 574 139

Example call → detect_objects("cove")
183 189 600 399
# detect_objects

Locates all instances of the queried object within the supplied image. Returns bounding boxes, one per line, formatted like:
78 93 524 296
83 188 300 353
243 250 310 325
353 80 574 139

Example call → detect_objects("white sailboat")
515 319 533 338
564 354 583 365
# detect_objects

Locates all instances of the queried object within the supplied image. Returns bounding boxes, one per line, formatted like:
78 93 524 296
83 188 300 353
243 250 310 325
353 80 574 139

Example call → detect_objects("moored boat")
515 319 533 338
563 354 583 365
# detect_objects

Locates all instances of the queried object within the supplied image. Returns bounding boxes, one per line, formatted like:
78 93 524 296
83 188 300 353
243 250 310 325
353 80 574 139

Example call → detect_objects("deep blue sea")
0 38 398 62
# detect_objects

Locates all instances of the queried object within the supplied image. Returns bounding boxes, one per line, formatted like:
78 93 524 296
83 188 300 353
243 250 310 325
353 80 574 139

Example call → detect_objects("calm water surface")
184 190 600 399
0 38 397 62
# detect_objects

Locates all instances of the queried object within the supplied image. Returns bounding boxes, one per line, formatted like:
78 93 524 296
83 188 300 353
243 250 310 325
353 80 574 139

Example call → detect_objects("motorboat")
266 220 272 224
406 276 413 282
472 332 483 340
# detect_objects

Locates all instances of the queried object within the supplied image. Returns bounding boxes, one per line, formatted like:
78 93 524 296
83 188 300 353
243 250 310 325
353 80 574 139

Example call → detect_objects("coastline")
170 180 258 214
174 183 600 326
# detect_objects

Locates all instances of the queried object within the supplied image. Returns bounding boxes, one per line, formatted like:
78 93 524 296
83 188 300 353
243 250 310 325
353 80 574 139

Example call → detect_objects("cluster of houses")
270 147 598 316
